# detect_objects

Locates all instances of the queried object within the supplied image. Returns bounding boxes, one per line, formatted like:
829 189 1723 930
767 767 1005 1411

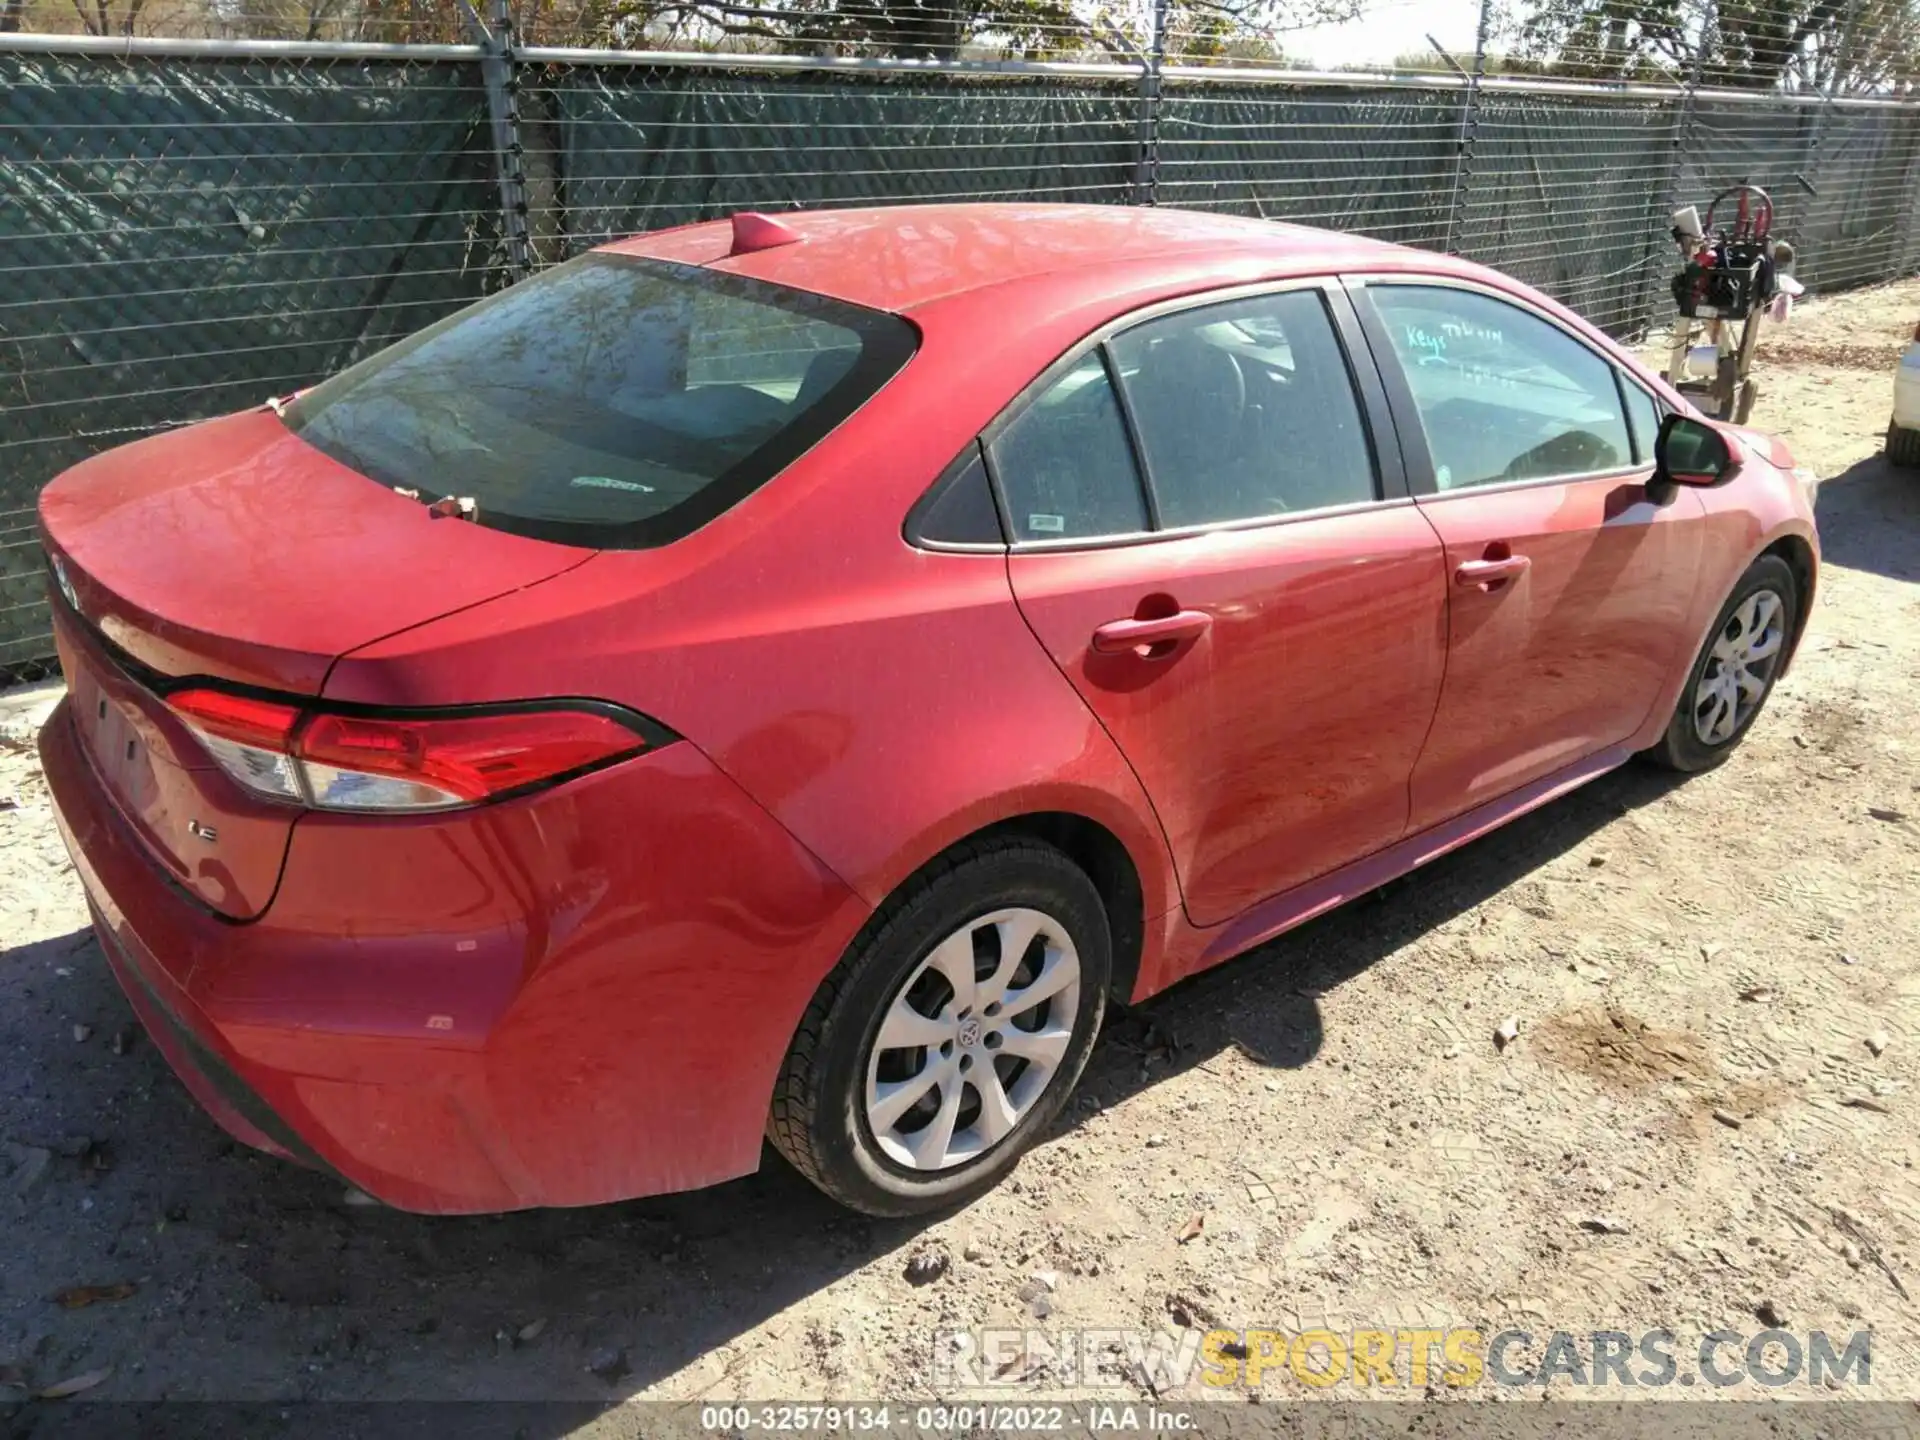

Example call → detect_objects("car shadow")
1813 451 1920 582
1087 758 1683 1097
0 761 1680 1421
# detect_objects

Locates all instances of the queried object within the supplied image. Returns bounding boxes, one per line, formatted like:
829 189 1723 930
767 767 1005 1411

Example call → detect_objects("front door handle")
1091 609 1212 656
1454 554 1532 588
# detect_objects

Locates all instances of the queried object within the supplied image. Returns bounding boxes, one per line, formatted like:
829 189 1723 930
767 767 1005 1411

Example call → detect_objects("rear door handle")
1091 609 1212 655
1454 555 1532 588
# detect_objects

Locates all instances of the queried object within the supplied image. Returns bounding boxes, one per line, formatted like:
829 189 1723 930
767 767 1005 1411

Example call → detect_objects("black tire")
1889 424 1920 469
1644 554 1798 773
768 837 1110 1217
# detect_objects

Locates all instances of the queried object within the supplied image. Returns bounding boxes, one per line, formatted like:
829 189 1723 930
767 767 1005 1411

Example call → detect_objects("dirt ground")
2 278 1918 1420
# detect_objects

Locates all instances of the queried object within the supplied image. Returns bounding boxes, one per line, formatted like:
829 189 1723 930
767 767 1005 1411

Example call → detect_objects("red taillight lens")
168 688 307 801
297 709 646 807
165 690 652 812
167 689 300 749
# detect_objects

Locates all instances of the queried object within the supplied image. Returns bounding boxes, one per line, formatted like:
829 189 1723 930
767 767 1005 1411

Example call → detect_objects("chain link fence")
4 4 1920 682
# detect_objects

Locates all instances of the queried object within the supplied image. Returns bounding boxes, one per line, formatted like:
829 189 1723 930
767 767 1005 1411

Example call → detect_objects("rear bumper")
41 698 869 1213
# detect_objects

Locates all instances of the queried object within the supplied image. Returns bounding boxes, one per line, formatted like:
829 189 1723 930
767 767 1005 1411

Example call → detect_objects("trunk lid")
40 409 590 919
40 408 590 694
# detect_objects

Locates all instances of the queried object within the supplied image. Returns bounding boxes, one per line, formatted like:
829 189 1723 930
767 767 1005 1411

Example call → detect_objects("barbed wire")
5 0 1916 87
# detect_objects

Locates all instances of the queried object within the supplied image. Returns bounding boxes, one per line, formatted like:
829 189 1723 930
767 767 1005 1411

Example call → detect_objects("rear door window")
988 353 1150 542
1108 289 1378 526
285 254 917 548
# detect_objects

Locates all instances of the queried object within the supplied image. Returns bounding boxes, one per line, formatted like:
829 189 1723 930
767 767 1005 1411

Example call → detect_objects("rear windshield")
284 253 917 548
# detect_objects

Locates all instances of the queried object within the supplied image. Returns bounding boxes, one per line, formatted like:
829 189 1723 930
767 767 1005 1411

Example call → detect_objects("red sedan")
38 204 1818 1216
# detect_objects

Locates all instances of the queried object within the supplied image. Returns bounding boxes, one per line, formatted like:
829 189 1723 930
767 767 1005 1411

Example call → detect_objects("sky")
1281 0 1488 70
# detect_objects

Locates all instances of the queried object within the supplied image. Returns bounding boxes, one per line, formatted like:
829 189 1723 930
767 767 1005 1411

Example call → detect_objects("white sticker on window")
1028 514 1066 534
1435 465 1453 489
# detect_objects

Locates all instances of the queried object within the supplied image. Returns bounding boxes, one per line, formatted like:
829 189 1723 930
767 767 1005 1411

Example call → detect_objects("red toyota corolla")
39 204 1818 1217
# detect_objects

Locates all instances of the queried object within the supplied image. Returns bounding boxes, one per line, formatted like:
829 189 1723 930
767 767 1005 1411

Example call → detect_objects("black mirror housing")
1654 412 1740 489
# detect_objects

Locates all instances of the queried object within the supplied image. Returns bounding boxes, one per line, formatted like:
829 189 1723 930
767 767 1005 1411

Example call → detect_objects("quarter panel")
325 536 1180 925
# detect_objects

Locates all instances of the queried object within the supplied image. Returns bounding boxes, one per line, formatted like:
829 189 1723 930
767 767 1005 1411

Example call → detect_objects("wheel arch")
974 811 1147 1006
1758 530 1816 671
863 806 1157 1007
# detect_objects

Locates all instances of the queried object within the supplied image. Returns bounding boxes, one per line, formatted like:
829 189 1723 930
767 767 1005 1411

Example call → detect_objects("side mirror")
1654 413 1741 489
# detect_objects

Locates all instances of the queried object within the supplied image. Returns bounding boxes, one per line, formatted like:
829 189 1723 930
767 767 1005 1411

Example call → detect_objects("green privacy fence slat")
0 49 503 669
541 67 1142 250
1449 92 1682 337
1677 101 1920 295
2 48 1919 676
1153 85 1462 252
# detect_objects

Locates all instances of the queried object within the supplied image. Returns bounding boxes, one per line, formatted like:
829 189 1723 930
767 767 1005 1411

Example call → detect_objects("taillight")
297 709 647 811
167 689 653 813
168 689 304 802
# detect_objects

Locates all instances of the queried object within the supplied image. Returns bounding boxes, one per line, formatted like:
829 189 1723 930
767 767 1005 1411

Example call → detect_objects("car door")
996 281 1449 929
1349 277 1705 833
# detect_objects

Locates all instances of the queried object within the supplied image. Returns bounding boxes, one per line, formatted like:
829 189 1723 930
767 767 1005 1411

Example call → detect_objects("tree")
259 0 1358 62
1506 0 1920 92
540 0 1358 61
62 0 147 33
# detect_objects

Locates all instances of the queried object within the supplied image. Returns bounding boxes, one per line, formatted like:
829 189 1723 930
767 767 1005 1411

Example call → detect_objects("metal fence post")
1132 0 1169 206
1638 2 1708 340
1439 0 1491 256
1798 0 1863 274
463 0 533 281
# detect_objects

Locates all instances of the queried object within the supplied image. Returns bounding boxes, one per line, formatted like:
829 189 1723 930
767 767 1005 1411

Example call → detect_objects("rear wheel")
1645 554 1797 773
1889 424 1920 468
768 838 1109 1216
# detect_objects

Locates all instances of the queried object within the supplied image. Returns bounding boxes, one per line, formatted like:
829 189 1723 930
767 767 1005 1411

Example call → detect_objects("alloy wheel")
1692 587 1786 746
863 907 1081 1172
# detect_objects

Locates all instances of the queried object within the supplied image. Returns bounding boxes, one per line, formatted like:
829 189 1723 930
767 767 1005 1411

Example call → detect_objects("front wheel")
1644 553 1797 773
768 838 1110 1216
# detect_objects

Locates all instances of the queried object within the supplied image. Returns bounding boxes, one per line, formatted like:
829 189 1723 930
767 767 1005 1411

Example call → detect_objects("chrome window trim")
1407 464 1649 506
1004 493 1421 555
914 538 1014 556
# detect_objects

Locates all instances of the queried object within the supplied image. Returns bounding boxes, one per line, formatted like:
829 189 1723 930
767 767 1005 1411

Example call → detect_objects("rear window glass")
284 254 917 548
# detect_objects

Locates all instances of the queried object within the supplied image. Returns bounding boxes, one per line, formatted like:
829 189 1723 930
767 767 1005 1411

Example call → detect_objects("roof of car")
597 203 1409 314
